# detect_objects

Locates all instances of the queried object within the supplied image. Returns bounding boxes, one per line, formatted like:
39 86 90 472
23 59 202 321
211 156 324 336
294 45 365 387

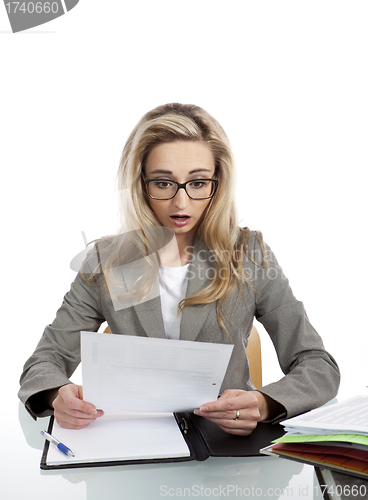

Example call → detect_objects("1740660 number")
319 483 367 498
5 2 59 14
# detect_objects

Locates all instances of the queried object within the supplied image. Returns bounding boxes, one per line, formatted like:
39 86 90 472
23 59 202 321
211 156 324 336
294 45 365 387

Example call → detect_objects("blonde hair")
88 103 264 332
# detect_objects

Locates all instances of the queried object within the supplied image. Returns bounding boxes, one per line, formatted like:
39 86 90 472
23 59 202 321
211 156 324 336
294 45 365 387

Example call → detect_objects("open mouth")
171 215 190 221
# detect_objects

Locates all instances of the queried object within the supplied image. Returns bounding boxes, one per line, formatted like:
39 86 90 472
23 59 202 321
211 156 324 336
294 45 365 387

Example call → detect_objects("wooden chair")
246 326 262 388
104 324 262 389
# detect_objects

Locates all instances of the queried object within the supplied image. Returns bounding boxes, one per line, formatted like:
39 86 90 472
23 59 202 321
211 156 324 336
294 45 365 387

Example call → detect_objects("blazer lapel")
180 238 214 342
109 255 166 339
134 295 166 339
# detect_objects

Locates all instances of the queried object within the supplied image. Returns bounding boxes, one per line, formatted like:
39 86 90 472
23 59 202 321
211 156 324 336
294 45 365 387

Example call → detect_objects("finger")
54 403 103 428
195 399 245 417
54 412 99 430
194 407 240 420
197 391 258 414
195 400 261 424
202 405 260 421
197 410 259 422
198 397 240 413
54 402 104 420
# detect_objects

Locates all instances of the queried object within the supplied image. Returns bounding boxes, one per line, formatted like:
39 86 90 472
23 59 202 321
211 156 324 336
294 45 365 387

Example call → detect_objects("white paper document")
46 414 190 466
81 331 233 413
282 395 368 435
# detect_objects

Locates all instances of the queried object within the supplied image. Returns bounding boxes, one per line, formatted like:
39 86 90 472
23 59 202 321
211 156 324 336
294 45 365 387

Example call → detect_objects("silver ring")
234 409 240 420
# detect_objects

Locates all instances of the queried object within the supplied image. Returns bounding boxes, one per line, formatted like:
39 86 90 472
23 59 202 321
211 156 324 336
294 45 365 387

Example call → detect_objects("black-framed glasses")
144 177 218 200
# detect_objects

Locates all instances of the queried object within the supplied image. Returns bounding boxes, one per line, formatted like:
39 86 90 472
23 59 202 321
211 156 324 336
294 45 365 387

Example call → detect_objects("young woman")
19 103 340 435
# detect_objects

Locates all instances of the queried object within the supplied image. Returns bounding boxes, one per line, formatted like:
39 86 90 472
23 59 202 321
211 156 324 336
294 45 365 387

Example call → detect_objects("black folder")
41 413 285 470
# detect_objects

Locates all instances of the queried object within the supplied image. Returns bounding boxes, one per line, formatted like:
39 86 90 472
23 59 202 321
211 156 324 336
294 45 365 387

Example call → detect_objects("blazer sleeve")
251 235 340 420
18 253 105 419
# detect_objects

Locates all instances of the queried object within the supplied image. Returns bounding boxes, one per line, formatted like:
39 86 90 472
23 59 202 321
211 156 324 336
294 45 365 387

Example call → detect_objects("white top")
159 263 190 340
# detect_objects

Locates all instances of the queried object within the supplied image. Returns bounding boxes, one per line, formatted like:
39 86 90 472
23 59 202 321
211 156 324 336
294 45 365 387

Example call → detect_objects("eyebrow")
148 168 212 175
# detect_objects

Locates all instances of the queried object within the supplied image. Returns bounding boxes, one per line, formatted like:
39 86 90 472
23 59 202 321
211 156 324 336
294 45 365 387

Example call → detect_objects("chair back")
246 326 262 388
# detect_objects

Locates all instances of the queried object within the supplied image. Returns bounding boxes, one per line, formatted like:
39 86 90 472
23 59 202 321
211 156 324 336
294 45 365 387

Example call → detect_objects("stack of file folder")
261 395 368 479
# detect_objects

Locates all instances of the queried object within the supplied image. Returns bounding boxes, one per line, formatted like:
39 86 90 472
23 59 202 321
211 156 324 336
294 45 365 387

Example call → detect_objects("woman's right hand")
52 384 104 429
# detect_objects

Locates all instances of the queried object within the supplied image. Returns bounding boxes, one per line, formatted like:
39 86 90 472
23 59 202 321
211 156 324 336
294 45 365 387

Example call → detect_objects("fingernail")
89 408 98 415
193 409 201 415
200 406 209 412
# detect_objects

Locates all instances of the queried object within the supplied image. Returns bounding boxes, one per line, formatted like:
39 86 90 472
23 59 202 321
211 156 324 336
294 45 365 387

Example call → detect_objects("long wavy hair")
86 103 264 331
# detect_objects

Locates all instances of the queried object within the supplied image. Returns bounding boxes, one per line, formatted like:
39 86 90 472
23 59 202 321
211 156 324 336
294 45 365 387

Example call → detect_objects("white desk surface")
2 396 328 500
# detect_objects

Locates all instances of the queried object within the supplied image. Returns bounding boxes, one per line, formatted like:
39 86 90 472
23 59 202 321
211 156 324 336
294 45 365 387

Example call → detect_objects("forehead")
145 141 215 174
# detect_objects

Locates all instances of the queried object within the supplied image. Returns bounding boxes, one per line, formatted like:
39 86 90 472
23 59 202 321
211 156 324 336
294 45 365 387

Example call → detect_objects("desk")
1 401 328 500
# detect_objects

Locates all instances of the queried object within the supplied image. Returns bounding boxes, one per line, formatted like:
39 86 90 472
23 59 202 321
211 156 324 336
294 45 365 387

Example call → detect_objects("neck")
175 231 195 265
159 231 196 267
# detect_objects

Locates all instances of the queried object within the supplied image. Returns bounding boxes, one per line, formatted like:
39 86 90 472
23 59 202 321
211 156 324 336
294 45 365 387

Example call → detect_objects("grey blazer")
19 230 340 421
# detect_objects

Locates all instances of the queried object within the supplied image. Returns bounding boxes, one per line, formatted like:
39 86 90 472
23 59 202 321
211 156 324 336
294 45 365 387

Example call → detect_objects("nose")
172 186 190 209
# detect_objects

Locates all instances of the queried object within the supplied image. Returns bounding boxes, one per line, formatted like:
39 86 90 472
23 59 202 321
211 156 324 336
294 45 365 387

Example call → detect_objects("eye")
188 180 208 189
153 180 174 189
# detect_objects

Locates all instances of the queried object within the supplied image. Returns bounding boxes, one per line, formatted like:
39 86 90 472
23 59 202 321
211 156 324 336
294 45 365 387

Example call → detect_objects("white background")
1 0 367 437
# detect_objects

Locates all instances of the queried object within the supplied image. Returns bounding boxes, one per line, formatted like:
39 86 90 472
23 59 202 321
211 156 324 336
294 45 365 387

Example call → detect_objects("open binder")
41 413 285 470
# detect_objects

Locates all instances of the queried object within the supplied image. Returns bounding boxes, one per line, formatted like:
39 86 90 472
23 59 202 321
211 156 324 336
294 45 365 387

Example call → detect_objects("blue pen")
41 430 75 457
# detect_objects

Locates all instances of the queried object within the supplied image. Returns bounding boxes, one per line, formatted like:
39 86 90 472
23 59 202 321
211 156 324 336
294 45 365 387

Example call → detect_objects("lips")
170 214 191 227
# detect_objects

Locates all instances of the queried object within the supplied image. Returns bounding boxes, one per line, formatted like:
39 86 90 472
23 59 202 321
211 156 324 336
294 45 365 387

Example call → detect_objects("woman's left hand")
193 390 271 435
